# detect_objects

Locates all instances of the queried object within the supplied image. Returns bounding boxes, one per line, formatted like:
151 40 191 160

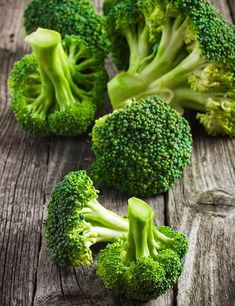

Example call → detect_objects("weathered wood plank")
0 1 49 306
213 0 233 19
227 0 235 21
0 0 29 53
168 134 235 306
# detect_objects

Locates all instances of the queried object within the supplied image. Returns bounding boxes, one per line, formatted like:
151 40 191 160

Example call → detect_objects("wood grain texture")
0 0 234 306
227 0 235 21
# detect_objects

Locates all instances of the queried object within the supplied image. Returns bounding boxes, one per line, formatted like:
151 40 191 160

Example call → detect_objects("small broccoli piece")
91 96 192 197
9 28 107 136
44 171 129 268
154 225 189 258
24 0 109 56
97 197 188 300
105 0 235 136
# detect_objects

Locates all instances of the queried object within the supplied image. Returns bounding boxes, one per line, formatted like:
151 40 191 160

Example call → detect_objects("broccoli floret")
154 225 189 258
105 0 235 136
97 197 188 300
103 0 119 15
44 171 129 268
91 96 192 197
24 0 109 56
9 28 107 136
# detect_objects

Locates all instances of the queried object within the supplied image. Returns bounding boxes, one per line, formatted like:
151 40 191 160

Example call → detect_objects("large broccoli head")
91 96 192 197
9 28 107 136
105 0 235 136
44 171 129 268
24 0 109 56
97 198 188 300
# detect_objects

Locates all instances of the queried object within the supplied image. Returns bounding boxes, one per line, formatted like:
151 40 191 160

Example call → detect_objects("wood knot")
197 189 235 207
195 189 235 216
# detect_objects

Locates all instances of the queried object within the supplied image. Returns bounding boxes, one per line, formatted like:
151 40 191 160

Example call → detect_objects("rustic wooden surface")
0 0 235 305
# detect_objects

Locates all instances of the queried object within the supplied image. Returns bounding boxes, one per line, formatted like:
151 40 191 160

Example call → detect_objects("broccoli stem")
108 72 148 109
125 198 156 261
82 199 129 232
141 16 189 81
125 23 150 74
147 46 203 92
25 28 85 111
108 10 205 111
109 44 203 109
153 228 175 251
173 87 235 112
86 225 127 245
173 88 210 111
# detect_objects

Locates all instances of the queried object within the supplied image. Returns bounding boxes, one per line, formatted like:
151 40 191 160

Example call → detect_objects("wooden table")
1 1 235 305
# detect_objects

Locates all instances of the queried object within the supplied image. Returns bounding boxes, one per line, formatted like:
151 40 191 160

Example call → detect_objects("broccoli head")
97 197 188 300
105 0 235 136
24 0 109 56
91 96 192 197
9 28 107 136
44 171 129 268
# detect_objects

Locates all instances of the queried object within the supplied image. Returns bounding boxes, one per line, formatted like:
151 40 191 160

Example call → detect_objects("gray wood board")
0 0 234 306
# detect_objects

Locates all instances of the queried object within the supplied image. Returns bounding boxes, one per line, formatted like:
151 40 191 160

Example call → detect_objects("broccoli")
90 96 192 197
24 0 109 56
103 0 119 15
44 171 129 268
105 0 235 136
97 197 188 300
9 28 107 135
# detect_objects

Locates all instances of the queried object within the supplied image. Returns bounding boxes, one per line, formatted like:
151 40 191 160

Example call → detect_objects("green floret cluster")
24 0 109 56
91 96 192 197
9 28 107 136
104 0 235 136
97 197 188 300
44 171 129 268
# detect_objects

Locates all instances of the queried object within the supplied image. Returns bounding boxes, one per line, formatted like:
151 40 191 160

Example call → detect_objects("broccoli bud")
97 197 188 300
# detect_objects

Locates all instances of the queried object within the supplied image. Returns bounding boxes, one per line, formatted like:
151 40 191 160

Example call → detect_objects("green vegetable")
91 96 192 197
24 0 109 56
9 28 107 135
44 171 128 268
97 197 188 300
105 0 235 136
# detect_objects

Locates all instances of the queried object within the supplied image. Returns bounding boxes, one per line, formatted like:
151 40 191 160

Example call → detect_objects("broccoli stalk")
108 16 203 109
97 197 188 300
126 198 188 260
66 197 129 254
125 197 156 261
109 45 202 110
25 28 78 117
106 0 235 136
44 171 128 268
78 198 128 232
